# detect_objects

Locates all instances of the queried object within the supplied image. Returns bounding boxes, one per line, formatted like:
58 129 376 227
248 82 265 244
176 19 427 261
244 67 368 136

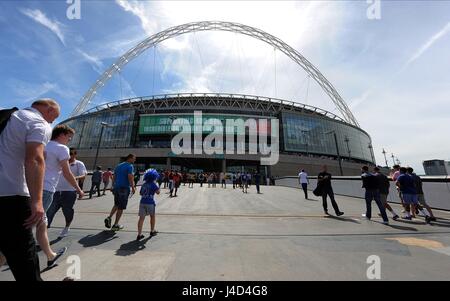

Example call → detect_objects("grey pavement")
1 184 450 281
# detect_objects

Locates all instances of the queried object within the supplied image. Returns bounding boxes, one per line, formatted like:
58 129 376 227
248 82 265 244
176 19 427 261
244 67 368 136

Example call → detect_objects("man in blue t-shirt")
137 169 160 241
104 154 136 231
396 167 430 223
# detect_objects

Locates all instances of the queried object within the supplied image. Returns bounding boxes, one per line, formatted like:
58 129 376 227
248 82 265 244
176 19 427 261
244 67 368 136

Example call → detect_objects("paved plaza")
1 184 450 281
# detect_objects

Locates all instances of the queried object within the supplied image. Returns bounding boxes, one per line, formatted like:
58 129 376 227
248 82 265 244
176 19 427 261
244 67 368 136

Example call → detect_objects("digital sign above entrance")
139 111 279 166
139 113 273 135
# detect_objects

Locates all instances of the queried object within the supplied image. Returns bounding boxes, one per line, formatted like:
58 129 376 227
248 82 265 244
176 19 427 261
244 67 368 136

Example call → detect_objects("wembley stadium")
58 21 375 177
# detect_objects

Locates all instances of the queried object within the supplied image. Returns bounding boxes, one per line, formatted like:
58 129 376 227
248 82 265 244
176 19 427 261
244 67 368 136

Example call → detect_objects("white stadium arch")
70 21 360 127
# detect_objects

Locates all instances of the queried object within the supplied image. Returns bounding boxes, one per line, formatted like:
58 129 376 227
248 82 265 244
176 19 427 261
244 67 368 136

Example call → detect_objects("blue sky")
0 0 449 173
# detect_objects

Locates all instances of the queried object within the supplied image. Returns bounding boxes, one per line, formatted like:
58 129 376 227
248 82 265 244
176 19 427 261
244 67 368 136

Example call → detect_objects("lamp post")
325 130 343 176
77 120 88 149
368 143 375 165
301 130 309 156
344 136 351 159
382 148 389 168
168 115 176 149
92 122 111 170
391 153 396 166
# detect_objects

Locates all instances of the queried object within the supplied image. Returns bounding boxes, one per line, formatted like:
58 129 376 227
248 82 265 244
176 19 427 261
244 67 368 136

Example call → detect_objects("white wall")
276 176 450 211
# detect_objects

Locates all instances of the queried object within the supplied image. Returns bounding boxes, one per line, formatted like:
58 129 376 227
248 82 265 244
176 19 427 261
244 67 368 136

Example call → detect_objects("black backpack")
0 107 19 136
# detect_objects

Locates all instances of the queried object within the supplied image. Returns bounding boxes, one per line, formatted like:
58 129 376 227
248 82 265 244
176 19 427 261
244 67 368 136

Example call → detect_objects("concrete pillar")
266 165 272 185
166 157 171 171
222 159 226 173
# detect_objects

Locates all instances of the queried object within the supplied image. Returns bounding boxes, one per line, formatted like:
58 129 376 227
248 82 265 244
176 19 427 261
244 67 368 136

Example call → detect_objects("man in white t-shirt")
47 148 87 238
298 169 309 199
0 99 58 281
37 125 84 268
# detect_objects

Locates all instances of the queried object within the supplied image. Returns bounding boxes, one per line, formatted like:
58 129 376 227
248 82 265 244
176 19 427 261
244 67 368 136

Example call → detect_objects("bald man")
0 98 60 281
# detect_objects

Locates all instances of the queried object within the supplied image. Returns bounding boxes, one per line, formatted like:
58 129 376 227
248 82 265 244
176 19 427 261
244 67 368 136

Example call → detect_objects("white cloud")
8 80 58 103
118 75 137 99
113 0 350 106
116 0 158 35
76 48 104 74
405 22 450 68
20 8 66 46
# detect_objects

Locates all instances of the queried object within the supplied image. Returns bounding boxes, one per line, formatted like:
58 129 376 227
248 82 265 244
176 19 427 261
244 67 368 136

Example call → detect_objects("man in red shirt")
171 172 182 197
102 167 113 195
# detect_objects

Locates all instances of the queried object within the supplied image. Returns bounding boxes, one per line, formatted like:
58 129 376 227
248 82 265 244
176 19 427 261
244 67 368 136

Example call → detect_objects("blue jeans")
301 183 308 199
365 189 388 222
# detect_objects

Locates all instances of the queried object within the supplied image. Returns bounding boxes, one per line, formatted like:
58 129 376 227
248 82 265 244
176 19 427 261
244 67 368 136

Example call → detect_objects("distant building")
423 160 450 176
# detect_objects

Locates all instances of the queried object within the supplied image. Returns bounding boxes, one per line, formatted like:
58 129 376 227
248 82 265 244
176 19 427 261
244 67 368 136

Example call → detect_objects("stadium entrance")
134 157 263 173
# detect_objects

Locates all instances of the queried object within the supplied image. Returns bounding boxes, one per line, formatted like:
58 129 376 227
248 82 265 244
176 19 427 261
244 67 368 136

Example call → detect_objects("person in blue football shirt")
136 169 160 241
104 154 136 231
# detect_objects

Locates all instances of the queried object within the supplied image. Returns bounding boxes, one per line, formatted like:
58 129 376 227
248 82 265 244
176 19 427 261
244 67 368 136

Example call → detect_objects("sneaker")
136 234 145 241
402 215 412 220
150 230 158 237
111 224 124 231
59 227 70 238
382 221 389 225
425 216 432 224
47 247 67 267
336 212 344 217
362 213 370 220
324 210 329 215
104 216 112 229
430 217 437 222
392 215 399 221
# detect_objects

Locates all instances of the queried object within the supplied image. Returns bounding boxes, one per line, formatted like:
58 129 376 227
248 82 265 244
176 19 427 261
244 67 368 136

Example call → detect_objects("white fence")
275 176 450 211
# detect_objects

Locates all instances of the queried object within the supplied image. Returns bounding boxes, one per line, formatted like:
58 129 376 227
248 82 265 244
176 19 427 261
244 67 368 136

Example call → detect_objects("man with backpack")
0 99 59 281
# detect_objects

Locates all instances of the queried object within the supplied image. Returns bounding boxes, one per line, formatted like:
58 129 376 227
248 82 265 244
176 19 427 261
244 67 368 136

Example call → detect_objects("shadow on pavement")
429 220 450 228
325 215 361 224
383 223 418 231
50 237 63 245
40 264 59 274
78 230 118 248
115 237 152 257
36 237 63 254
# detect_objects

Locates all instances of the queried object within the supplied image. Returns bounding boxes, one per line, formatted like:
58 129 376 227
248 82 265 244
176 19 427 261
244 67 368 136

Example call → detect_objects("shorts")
114 188 130 210
417 194 428 206
402 194 418 205
139 203 155 217
42 190 55 225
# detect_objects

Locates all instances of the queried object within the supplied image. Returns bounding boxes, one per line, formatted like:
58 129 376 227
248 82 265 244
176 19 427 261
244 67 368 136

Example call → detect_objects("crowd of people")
299 164 437 225
0 99 441 282
156 170 264 194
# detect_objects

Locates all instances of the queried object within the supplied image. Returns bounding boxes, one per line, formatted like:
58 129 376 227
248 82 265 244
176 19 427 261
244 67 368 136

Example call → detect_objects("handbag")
313 183 323 196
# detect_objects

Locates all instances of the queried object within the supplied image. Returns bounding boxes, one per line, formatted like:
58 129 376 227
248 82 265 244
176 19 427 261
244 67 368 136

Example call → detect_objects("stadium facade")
60 93 375 177
60 22 377 177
